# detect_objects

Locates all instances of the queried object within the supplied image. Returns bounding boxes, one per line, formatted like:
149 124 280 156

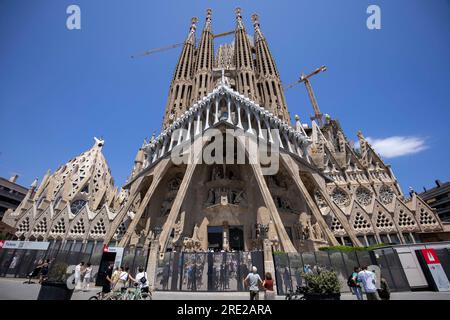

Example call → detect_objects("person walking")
348 267 363 300
74 262 85 291
38 259 50 284
114 266 130 292
357 266 379 300
82 263 93 291
263 272 275 300
101 263 114 298
244 266 263 300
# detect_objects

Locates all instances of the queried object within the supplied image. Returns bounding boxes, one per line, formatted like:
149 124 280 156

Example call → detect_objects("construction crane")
285 65 327 126
131 30 235 59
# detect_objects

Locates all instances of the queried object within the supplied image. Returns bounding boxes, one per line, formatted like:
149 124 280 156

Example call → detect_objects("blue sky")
0 0 449 194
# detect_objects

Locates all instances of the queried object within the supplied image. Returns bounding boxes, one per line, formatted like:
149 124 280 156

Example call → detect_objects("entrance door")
208 226 223 251
229 226 244 251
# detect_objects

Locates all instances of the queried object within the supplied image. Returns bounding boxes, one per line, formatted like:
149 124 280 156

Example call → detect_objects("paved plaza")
0 278 449 300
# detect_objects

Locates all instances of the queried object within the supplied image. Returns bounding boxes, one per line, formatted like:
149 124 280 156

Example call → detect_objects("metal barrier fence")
155 251 264 292
273 248 410 295
0 244 149 284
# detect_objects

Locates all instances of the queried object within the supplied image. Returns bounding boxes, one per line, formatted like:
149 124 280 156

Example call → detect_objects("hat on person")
252 266 257 273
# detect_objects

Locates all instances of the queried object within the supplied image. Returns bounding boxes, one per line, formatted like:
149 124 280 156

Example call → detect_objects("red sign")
421 249 440 265
0 240 4 248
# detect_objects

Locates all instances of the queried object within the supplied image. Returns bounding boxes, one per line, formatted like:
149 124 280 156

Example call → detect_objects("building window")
343 237 353 246
366 235 377 245
390 234 400 244
402 233 413 244
380 234 390 244
70 199 87 215
357 236 366 246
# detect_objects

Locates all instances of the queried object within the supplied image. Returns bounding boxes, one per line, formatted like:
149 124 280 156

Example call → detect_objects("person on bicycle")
129 266 150 295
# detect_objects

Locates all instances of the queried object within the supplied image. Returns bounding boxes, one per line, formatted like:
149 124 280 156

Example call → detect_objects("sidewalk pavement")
1 277 450 300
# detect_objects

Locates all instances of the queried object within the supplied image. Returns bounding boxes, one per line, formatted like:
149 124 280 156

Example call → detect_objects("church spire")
163 17 198 129
233 8 259 102
191 9 214 104
252 13 290 123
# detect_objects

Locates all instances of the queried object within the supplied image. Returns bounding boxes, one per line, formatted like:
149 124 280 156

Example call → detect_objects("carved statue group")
205 188 247 207
298 212 325 242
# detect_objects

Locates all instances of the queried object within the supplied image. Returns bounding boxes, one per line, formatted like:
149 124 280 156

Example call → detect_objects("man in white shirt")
244 266 263 300
357 265 379 300
135 267 150 292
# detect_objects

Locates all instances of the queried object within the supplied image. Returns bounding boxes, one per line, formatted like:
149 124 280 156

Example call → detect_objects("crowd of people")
74 261 93 291
100 263 150 298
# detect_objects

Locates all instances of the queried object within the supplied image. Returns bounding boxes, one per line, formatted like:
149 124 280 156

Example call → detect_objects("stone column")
223 221 229 251
146 239 160 290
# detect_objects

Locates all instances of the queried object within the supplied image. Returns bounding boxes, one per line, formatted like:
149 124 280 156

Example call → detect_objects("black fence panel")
274 249 410 295
155 251 264 292
372 248 410 292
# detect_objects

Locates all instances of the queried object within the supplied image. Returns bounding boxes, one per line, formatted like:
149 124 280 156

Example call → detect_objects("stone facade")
2 8 444 255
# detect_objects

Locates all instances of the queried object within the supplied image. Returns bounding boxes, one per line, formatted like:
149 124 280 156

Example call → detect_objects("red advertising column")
420 249 450 292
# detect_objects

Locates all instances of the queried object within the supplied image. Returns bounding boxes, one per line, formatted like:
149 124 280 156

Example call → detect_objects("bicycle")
89 285 152 300
123 284 152 300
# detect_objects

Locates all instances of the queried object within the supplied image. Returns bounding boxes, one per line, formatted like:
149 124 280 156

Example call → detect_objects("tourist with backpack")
133 266 150 294
348 267 363 300
357 265 380 300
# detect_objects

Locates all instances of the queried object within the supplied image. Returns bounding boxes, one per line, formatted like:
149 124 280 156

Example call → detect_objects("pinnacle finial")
190 17 198 30
94 136 105 147
251 13 259 26
31 177 38 188
204 8 212 31
235 7 244 29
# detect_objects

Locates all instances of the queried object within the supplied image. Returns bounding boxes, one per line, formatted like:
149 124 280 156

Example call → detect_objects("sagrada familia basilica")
2 9 444 259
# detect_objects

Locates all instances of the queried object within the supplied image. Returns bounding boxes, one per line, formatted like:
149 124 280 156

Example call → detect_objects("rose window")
379 185 394 205
331 188 350 206
356 187 372 206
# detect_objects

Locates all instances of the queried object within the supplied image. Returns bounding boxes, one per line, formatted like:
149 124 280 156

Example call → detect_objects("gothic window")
18 217 30 233
33 218 48 234
353 212 372 232
70 219 85 235
356 187 372 206
90 219 107 236
114 222 127 239
331 188 350 206
379 185 394 205
398 209 416 228
419 208 437 226
330 215 344 232
70 199 87 215
51 218 66 235
375 211 394 229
